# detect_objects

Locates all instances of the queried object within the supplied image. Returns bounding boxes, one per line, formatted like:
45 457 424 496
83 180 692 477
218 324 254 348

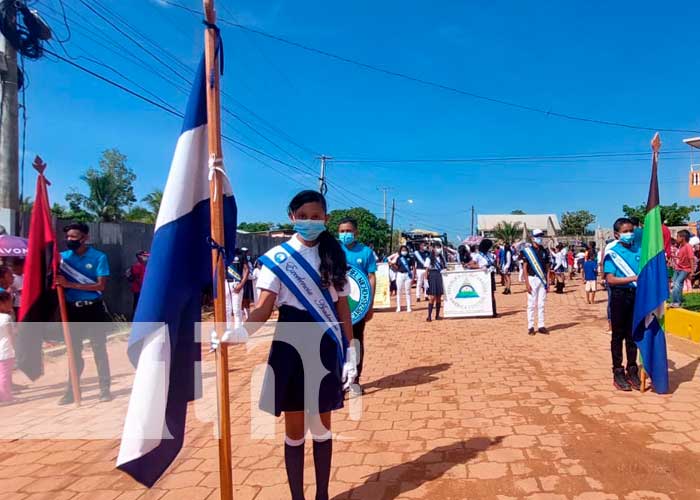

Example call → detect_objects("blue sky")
24 0 700 240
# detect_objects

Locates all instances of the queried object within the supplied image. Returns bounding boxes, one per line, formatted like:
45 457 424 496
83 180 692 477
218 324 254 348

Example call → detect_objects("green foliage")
142 189 163 217
327 207 391 250
65 148 137 222
51 202 92 222
124 206 155 224
560 210 596 235
19 196 33 214
622 203 700 226
492 221 523 243
510 209 526 215
238 221 275 232
277 223 294 231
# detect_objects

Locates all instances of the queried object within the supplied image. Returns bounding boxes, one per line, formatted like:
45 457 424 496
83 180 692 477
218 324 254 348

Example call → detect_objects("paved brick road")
1 279 699 499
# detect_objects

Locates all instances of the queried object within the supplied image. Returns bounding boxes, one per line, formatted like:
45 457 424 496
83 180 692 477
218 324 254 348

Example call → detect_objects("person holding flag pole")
632 133 670 394
117 1 238 496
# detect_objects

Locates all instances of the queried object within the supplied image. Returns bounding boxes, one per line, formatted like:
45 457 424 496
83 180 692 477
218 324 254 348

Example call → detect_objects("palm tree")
492 221 522 244
142 189 163 219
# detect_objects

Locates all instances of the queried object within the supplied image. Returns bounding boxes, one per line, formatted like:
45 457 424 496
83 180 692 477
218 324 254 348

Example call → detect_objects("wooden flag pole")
203 1 234 499
33 158 81 408
56 285 81 406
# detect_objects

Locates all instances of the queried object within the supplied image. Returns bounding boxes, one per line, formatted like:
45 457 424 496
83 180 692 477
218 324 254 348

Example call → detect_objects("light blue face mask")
533 237 543 245
619 232 635 245
338 232 355 246
294 219 326 241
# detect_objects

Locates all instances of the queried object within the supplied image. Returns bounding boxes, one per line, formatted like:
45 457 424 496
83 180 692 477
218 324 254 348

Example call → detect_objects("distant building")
477 214 561 237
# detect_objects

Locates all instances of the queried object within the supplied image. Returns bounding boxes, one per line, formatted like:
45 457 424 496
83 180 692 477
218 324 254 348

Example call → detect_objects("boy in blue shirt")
55 222 112 404
582 253 598 304
338 217 376 397
603 218 641 392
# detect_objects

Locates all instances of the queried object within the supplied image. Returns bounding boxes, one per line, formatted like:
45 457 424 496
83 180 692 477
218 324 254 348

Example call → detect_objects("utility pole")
318 155 331 195
0 4 19 234
470 206 475 236
389 198 395 253
378 187 390 220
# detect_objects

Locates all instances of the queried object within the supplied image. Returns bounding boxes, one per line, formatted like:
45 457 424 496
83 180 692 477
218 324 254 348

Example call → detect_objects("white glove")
342 346 358 390
210 325 249 351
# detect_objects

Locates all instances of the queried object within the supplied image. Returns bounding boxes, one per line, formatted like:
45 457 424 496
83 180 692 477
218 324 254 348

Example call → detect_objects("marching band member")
215 190 357 500
391 245 414 313
522 229 550 336
414 242 430 302
338 217 376 396
425 243 447 321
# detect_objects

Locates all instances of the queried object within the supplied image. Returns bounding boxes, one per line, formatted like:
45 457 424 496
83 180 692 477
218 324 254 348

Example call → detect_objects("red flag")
15 157 60 381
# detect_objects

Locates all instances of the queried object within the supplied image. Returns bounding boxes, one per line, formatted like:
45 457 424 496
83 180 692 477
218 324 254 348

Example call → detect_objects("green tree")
142 189 163 218
125 206 155 223
19 196 33 214
238 221 274 232
276 222 294 231
492 221 523 243
65 149 137 222
561 210 596 235
622 203 699 226
510 209 526 215
327 207 391 250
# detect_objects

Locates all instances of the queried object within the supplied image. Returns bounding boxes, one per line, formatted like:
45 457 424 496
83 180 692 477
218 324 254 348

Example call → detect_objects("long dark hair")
288 190 347 290
458 244 471 264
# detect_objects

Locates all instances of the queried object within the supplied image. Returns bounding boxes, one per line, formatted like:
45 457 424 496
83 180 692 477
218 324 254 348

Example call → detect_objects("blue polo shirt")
583 260 598 281
342 242 377 276
60 247 110 302
603 242 640 288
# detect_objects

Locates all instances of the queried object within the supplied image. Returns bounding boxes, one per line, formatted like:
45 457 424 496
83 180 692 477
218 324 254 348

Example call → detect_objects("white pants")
415 269 427 299
225 282 243 329
527 276 546 329
396 272 412 311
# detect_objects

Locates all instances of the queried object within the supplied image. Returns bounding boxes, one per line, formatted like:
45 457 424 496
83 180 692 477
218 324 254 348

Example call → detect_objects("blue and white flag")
117 56 237 487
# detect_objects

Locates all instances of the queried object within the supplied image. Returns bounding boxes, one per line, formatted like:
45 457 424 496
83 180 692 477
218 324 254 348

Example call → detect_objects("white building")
477 214 561 237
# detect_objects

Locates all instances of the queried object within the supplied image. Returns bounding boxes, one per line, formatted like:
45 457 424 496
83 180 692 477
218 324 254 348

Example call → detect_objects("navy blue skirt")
259 305 345 416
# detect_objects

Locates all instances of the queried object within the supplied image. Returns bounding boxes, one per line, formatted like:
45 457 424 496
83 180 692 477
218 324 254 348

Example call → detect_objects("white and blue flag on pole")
116 55 236 487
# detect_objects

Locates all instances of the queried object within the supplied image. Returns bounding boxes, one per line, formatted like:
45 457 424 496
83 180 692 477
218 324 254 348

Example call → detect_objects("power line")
159 0 700 135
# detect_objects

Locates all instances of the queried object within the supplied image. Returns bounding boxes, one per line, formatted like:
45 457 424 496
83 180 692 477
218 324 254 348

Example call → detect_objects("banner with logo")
442 270 493 318
373 263 392 309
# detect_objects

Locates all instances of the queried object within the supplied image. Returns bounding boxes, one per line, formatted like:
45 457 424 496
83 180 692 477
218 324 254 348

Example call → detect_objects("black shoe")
99 390 113 403
538 327 549 335
58 393 74 406
528 328 536 336
626 366 642 391
613 369 632 391
426 316 432 322
417 298 421 302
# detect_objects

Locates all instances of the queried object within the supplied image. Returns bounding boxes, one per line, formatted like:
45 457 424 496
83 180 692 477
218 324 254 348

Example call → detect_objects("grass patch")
682 293 700 312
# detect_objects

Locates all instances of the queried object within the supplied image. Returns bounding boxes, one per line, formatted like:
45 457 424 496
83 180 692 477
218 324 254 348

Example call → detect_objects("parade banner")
442 269 493 318
373 263 392 309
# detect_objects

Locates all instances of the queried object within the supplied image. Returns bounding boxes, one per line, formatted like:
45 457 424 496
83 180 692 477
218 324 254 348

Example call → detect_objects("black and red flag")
15 156 60 381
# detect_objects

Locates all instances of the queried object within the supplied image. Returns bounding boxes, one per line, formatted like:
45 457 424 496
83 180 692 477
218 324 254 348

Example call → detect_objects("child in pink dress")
0 291 15 402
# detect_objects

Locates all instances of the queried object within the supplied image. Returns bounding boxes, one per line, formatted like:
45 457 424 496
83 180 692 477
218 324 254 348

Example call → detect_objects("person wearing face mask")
414 242 431 302
338 217 376 396
603 217 641 392
214 190 356 500
55 222 112 404
521 229 550 336
391 245 414 313
241 247 255 316
425 244 446 321
127 251 149 317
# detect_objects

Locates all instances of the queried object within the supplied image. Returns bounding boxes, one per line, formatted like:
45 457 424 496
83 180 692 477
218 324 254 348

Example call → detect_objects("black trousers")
610 287 637 371
352 319 366 382
132 292 140 316
65 301 112 394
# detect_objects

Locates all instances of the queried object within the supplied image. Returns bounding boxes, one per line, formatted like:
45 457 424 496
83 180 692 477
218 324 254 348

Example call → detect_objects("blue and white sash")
605 246 638 288
522 246 548 289
433 255 444 271
258 242 346 362
398 255 412 277
60 260 102 296
414 250 427 268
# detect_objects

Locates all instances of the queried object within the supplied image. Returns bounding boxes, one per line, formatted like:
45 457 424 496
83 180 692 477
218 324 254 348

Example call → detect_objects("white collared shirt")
256 234 350 309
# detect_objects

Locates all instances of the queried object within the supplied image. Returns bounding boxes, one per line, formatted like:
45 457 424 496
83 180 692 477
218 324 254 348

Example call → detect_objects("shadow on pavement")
363 363 451 394
547 322 580 332
668 357 700 393
333 437 504 500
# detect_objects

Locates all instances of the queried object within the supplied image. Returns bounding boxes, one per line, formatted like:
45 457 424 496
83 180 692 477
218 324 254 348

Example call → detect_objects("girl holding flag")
425 243 447 321
217 190 357 500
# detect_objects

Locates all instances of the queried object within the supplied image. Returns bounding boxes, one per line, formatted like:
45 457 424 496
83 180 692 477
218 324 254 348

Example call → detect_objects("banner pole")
203 1 234 499
56 285 81 406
